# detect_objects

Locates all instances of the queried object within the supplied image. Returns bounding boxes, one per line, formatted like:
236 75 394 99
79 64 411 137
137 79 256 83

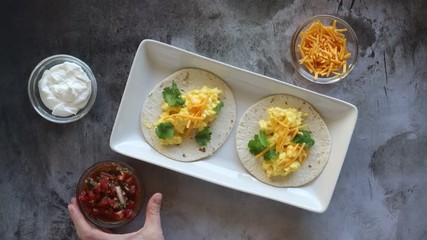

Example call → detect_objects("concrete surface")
1 0 426 239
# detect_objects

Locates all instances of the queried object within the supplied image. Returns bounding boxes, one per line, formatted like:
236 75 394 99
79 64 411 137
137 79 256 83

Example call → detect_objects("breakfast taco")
236 95 331 187
141 68 236 162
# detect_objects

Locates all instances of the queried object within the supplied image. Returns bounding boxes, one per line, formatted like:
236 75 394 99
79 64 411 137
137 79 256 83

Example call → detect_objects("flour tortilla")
236 95 331 187
141 68 236 162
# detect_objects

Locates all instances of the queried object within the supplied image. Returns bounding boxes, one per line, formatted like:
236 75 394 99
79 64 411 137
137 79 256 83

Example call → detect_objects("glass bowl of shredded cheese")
291 15 359 84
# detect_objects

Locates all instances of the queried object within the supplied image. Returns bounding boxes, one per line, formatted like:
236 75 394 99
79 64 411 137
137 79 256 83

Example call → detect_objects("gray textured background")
1 0 426 239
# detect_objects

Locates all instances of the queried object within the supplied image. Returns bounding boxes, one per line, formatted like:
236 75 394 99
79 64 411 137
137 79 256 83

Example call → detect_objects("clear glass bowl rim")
76 160 144 228
27 54 97 123
290 14 359 84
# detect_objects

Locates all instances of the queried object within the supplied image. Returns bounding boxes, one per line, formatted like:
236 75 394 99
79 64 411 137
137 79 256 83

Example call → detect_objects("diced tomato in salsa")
78 163 141 222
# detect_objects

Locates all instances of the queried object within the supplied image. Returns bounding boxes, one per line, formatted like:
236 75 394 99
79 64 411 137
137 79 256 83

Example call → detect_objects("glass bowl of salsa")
76 161 144 228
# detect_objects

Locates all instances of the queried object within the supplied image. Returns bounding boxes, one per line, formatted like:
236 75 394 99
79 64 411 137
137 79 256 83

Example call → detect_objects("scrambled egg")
158 86 221 145
259 107 308 177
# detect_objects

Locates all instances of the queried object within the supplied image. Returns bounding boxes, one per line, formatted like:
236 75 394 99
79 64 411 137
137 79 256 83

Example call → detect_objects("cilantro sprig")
292 129 315 148
248 130 278 160
162 82 185 107
263 149 278 161
248 130 269 155
195 127 212 146
155 122 175 140
213 101 224 113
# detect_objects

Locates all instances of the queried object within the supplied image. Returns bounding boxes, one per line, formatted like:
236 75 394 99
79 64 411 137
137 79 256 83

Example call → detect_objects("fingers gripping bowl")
76 161 144 228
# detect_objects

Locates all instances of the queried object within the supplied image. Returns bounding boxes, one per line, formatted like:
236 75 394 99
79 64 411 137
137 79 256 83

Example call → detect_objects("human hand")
68 193 164 240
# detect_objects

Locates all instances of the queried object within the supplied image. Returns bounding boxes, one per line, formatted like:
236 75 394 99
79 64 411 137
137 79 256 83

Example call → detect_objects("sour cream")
38 62 92 117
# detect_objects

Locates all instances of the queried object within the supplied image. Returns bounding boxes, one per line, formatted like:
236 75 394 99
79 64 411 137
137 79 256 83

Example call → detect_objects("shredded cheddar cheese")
158 86 222 145
297 20 351 80
257 108 312 178
255 142 276 159
182 97 208 137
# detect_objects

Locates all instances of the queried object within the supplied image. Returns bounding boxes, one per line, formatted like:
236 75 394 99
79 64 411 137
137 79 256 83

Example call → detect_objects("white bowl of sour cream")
28 54 97 123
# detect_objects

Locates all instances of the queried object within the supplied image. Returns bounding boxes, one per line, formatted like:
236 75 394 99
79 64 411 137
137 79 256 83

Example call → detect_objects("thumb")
144 193 163 230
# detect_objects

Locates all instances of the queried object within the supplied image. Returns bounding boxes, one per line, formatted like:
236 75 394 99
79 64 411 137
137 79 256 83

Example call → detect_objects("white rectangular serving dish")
110 39 358 213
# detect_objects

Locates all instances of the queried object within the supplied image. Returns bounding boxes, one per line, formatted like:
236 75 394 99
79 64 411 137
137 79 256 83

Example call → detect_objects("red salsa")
78 162 142 223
